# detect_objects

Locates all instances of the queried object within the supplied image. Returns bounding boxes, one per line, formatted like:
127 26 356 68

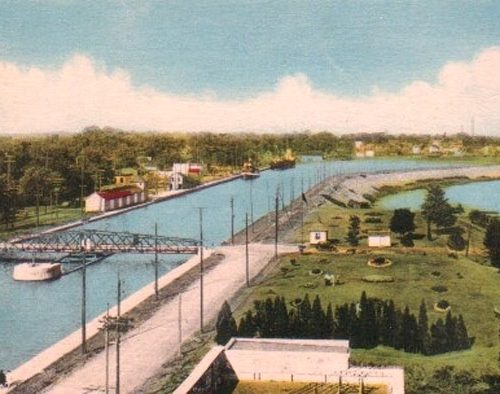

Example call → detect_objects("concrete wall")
225 349 349 378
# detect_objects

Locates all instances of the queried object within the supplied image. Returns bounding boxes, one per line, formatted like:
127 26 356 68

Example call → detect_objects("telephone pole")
275 191 279 258
230 196 234 245
81 246 87 354
250 181 254 232
199 208 204 332
245 212 250 287
116 273 121 394
76 154 85 218
178 293 183 354
154 222 159 299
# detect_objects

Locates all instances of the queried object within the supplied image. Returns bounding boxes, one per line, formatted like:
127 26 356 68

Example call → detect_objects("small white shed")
368 232 391 248
309 231 328 245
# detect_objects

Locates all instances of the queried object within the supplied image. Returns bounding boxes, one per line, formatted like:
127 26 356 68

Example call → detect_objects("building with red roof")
85 186 147 213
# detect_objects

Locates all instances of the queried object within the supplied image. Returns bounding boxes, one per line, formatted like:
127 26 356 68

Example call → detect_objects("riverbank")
322 165 500 208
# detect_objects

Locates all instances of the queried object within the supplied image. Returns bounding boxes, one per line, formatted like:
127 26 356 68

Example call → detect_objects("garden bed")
367 256 393 268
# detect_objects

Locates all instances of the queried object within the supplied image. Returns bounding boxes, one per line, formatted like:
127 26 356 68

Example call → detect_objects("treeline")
216 292 472 356
0 128 352 202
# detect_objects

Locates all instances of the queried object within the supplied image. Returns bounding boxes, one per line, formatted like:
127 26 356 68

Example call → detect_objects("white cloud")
1 48 500 135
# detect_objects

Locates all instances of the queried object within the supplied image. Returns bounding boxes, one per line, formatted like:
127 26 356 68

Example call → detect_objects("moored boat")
13 262 62 281
270 148 296 170
241 159 260 180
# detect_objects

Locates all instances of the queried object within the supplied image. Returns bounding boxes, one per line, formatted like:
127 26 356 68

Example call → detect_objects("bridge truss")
4 229 201 254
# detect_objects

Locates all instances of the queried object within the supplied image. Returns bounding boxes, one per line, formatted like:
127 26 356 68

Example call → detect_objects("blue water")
377 180 500 212
0 159 459 369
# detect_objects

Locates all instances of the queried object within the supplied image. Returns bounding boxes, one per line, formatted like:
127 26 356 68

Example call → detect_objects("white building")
172 163 202 176
85 187 146 213
169 172 184 190
309 231 328 245
175 338 405 393
368 232 392 247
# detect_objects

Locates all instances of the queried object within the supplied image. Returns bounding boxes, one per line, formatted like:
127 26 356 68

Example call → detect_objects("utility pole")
275 191 279 258
76 155 85 218
154 222 159 299
199 208 204 332
178 293 182 354
81 243 87 354
5 153 14 188
116 273 121 394
98 304 111 394
245 212 250 287
230 196 234 245
250 181 254 232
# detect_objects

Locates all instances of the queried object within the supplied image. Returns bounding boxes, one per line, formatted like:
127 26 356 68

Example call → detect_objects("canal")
0 159 460 370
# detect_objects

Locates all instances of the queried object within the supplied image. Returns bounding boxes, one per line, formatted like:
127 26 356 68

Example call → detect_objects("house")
428 141 441 154
364 149 375 157
172 163 203 176
412 145 421 155
174 338 405 393
114 168 138 186
169 172 184 190
85 186 146 213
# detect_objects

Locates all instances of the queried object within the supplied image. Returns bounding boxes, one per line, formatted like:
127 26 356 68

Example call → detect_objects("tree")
447 228 466 251
215 301 237 345
0 175 17 229
421 184 457 240
347 215 361 246
19 167 60 226
390 208 416 236
484 219 500 267
417 300 432 355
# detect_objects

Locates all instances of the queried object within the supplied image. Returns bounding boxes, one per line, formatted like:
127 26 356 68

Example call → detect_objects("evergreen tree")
215 301 238 345
484 219 500 267
447 228 466 251
421 184 457 240
347 215 361 246
238 310 257 337
273 296 289 337
358 292 378 348
324 303 335 338
445 311 457 351
311 295 325 338
431 318 448 354
417 300 432 355
334 304 350 339
455 314 470 350
299 294 313 338
348 302 361 347
380 300 398 348
261 297 275 337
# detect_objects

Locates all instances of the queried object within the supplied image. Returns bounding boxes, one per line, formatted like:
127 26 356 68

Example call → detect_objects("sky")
0 1 500 135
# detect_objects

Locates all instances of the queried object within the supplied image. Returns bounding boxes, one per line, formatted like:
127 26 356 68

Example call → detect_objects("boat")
13 262 62 281
241 159 260 180
270 149 296 170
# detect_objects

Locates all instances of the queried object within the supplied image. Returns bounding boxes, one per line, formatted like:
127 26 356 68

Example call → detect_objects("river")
0 159 461 370
376 180 500 212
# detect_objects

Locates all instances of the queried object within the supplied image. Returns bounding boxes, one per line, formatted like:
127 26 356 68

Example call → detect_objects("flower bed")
434 300 451 313
367 256 393 268
309 268 323 276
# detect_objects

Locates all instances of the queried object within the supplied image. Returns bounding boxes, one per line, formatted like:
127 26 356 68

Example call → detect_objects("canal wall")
4 248 213 391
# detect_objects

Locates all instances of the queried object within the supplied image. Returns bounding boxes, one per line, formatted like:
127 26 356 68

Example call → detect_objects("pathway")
40 243 296 394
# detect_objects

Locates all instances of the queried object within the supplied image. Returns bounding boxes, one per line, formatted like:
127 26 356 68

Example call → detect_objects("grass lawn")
0 205 88 240
234 201 500 379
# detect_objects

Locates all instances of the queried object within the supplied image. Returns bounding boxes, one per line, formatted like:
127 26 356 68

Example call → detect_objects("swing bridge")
0 229 201 255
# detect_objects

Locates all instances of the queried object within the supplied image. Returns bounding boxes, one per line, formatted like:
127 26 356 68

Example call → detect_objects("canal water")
376 180 500 212
0 159 460 370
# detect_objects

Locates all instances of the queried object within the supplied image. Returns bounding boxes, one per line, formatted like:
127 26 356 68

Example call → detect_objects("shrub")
431 271 441 277
364 217 382 224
